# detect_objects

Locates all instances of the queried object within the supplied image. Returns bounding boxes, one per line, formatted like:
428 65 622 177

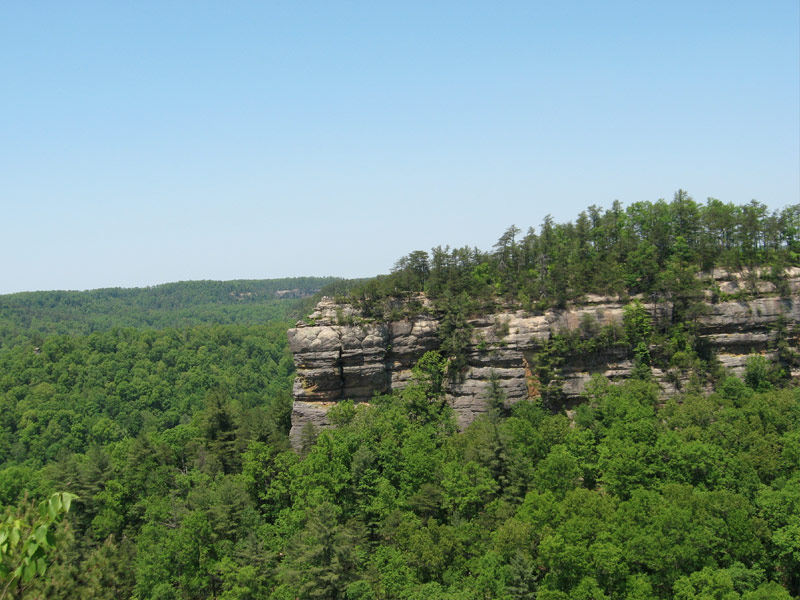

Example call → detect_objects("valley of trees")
0 277 337 351
1 196 799 599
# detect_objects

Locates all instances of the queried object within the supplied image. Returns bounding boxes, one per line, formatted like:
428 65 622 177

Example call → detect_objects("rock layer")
288 271 800 447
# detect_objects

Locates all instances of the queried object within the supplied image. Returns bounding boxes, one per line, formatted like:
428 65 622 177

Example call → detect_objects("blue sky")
2 1 798 293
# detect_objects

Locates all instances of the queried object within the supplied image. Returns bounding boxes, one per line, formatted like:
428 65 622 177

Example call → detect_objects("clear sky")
2 1 798 294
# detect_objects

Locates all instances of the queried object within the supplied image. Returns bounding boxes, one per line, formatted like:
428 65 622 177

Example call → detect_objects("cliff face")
288 269 800 447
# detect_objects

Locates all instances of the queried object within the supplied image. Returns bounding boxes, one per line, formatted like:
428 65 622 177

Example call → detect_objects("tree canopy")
328 194 800 316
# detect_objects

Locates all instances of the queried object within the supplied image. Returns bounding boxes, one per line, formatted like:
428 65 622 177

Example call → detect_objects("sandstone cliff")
288 269 800 447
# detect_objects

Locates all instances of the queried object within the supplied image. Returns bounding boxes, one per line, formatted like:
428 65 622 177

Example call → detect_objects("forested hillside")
1 196 799 599
0 277 337 351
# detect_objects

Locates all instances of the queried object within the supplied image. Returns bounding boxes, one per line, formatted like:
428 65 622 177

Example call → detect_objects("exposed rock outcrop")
274 288 321 299
288 270 800 447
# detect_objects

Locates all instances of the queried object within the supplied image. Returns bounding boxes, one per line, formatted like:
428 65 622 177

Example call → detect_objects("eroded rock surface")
288 272 800 447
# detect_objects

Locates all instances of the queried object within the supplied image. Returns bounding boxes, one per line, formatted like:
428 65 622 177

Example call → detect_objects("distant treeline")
331 193 800 313
0 277 339 350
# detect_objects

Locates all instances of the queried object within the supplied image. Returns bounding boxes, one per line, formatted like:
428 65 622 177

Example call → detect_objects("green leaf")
35 525 48 545
22 558 36 583
47 494 62 520
9 528 20 548
36 557 47 576
26 542 38 557
61 493 75 513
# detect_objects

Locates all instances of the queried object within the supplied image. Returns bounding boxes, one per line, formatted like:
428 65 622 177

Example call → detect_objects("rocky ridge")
287 269 800 447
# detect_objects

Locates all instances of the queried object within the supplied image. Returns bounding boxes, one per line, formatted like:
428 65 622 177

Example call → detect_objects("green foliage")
4 342 799 599
278 502 363 597
410 351 447 399
0 293 299 598
486 370 507 416
341 195 799 314
0 277 337 351
744 354 783 392
436 292 474 380
0 323 294 468
530 323 627 409
0 492 75 600
255 374 799 599
623 300 654 368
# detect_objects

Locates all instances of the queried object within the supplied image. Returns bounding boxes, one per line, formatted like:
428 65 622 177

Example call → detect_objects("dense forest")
328 193 800 315
1 195 799 599
0 277 337 351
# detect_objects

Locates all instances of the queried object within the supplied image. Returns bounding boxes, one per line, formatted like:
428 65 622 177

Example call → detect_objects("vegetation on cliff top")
320 193 800 386
325 192 800 315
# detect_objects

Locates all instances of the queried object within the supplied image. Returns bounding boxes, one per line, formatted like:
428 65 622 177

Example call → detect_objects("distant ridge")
0 276 341 351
